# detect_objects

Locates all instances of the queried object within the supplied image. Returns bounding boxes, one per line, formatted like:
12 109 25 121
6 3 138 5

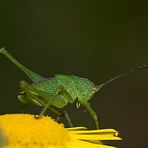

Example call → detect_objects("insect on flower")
0 48 147 129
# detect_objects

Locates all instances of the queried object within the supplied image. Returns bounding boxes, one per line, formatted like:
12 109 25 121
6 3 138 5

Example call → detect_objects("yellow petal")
69 140 117 148
69 128 122 141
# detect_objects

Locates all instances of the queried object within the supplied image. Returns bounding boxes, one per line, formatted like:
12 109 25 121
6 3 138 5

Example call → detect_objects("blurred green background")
0 1 148 147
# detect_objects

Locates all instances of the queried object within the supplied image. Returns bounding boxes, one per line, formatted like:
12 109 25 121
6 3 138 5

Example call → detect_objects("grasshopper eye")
92 87 97 93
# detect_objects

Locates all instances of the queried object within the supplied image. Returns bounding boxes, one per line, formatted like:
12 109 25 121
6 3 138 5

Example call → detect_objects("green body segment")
32 74 95 108
0 48 147 129
0 48 96 108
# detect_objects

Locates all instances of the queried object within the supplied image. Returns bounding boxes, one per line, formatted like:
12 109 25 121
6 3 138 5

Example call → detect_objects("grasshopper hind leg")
19 80 74 127
19 81 63 121
18 91 32 113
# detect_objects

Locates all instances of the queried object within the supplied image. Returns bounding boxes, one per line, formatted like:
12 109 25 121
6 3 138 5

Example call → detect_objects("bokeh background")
0 1 148 147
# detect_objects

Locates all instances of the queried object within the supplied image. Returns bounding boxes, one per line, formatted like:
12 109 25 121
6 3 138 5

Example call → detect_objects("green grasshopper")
0 48 147 129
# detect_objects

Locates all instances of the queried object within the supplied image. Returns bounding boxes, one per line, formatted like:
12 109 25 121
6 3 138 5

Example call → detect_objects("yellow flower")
0 114 121 148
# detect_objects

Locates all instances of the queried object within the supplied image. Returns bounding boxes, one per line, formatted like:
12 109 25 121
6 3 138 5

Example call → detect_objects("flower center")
0 114 70 147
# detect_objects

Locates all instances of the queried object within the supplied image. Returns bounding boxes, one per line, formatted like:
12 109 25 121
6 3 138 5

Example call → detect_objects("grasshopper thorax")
72 75 97 102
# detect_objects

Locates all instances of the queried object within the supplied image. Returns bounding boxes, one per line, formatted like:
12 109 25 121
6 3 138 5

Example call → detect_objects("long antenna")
96 64 148 91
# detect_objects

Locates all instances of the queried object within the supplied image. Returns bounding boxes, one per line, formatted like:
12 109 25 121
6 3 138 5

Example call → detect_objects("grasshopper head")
75 76 98 102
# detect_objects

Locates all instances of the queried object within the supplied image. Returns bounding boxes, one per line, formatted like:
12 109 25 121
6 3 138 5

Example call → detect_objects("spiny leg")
58 87 74 127
19 81 63 120
20 81 74 126
80 101 99 129
38 95 58 118
64 110 73 127
36 87 68 119
51 86 74 127
30 95 63 119
17 92 28 113
32 95 63 120
40 86 74 127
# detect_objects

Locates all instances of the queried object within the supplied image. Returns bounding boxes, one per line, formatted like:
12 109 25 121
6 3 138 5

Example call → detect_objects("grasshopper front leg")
79 101 99 129
38 86 74 127
19 81 74 127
